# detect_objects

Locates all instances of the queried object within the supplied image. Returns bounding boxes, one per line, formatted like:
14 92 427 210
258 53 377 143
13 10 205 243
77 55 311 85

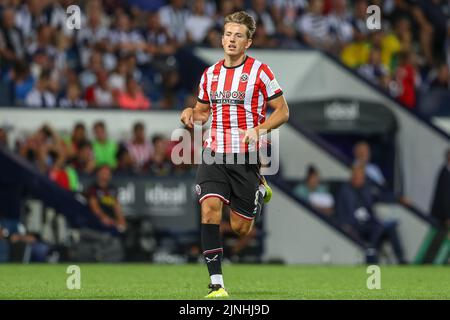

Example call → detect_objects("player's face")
222 23 252 57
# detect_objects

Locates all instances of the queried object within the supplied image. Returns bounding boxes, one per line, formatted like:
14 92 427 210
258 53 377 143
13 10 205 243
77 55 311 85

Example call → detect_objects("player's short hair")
224 11 256 39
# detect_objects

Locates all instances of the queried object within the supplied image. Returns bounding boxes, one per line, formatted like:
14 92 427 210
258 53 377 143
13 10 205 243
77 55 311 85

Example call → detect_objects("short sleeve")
197 68 209 104
259 64 283 101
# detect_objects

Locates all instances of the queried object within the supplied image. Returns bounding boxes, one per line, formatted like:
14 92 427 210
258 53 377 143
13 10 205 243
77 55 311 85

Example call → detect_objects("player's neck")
223 54 247 68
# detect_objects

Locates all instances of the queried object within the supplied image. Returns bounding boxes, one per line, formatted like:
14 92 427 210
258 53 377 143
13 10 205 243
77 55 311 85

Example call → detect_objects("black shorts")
195 151 261 220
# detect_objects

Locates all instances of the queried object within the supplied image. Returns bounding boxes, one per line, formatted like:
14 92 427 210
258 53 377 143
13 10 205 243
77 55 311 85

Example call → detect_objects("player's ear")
245 38 252 50
221 34 225 47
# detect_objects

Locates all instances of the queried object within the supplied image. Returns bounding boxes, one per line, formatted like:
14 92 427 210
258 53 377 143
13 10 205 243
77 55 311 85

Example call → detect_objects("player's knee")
201 200 222 224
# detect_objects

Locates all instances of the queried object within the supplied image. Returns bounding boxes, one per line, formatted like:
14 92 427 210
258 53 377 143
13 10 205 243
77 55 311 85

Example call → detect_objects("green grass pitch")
0 264 449 300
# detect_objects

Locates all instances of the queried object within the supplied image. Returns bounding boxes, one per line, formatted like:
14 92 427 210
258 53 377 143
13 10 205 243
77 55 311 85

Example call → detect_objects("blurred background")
0 0 449 266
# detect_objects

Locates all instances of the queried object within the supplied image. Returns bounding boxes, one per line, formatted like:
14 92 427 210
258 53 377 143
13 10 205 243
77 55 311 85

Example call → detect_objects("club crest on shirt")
240 73 249 82
195 184 201 196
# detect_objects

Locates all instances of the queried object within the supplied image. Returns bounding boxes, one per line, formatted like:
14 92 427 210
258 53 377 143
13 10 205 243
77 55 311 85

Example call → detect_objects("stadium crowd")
0 0 448 113
3 121 192 192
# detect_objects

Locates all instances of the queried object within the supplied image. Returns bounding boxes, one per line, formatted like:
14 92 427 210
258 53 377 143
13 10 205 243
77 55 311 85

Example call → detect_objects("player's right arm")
181 67 211 128
180 101 210 128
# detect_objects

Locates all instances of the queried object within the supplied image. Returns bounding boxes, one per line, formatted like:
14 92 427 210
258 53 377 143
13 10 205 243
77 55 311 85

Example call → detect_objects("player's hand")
239 128 259 145
180 107 194 128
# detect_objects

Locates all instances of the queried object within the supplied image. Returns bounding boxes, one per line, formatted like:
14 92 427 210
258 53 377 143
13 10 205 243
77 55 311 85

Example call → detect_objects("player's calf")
230 212 254 236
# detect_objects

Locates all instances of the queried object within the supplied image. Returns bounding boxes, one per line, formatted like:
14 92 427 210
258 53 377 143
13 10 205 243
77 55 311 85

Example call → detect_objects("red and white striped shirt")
197 55 283 154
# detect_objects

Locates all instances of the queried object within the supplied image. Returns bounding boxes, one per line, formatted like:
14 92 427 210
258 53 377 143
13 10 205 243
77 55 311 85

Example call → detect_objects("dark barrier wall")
78 175 200 232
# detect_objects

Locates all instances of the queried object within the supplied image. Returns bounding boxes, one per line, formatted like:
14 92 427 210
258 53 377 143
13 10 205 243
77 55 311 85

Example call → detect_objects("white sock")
210 274 224 288
259 184 266 197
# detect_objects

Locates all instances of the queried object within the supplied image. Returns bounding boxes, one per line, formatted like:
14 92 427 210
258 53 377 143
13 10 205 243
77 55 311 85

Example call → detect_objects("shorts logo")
240 73 249 82
195 184 201 196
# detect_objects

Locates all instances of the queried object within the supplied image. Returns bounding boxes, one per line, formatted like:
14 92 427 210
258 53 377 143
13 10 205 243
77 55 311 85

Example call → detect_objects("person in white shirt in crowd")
108 11 146 61
327 0 354 51
271 0 307 40
0 7 26 64
185 0 214 44
158 0 191 45
14 0 50 43
59 82 88 109
79 50 104 90
126 122 154 172
25 71 56 108
85 69 114 108
77 2 110 68
296 0 333 50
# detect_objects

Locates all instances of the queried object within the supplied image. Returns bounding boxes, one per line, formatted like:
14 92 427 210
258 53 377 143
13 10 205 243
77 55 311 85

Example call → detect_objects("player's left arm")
241 94 289 144
256 94 289 133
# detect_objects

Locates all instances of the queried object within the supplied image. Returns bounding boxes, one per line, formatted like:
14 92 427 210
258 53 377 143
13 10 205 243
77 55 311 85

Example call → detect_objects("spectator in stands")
143 11 178 58
416 0 448 63
428 63 450 90
48 147 72 191
204 0 235 48
327 0 354 53
92 121 118 168
297 0 333 50
145 134 172 176
271 0 306 41
185 0 214 44
430 149 450 229
353 141 386 187
117 74 151 110
71 141 96 175
340 27 371 69
79 50 104 90
9 61 35 105
115 145 135 175
19 125 64 173
127 122 153 172
25 71 56 108
394 50 418 108
248 0 276 38
15 0 50 41
385 0 434 66
76 3 110 66
85 69 115 108
59 83 88 109
158 0 191 45
336 164 406 264
293 165 334 216
108 56 128 95
358 48 391 89
350 0 370 37
26 24 58 66
108 11 146 59
87 165 126 231
0 7 26 66
65 122 88 158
